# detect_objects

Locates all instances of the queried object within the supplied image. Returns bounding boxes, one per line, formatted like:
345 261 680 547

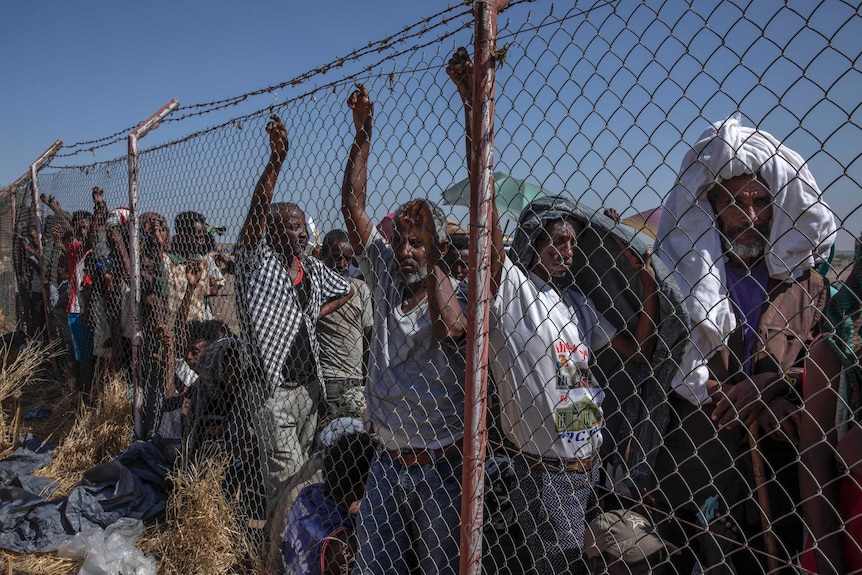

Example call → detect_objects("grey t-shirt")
358 228 466 450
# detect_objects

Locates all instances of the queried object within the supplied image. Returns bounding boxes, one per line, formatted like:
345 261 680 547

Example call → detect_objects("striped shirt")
235 239 350 393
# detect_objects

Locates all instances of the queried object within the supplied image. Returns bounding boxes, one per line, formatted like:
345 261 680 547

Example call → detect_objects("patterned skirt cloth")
511 456 600 575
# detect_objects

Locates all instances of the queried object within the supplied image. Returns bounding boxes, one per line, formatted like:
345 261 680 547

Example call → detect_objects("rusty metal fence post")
127 99 179 439
28 141 63 347
460 1 509 574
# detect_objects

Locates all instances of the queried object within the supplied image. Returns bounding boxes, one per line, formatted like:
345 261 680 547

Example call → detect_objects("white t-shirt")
490 257 617 460
358 227 466 450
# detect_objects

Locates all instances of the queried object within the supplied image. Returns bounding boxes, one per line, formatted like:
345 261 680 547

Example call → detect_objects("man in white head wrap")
653 116 836 572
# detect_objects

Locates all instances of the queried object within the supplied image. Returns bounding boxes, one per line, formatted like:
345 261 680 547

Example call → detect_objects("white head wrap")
106 207 130 229
655 116 837 405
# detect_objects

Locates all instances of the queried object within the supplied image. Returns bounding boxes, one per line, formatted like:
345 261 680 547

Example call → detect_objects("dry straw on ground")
2 357 264 575
33 373 133 497
0 337 59 457
1 338 84 574
141 457 262 575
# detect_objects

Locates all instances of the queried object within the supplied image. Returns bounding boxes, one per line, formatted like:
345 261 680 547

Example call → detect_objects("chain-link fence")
1 1 861 573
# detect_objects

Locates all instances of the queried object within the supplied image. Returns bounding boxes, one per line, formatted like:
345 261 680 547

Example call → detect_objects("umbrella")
441 172 551 222
621 206 663 239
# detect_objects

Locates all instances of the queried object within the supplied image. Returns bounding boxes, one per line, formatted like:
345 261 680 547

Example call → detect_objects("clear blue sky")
2 1 859 252
0 0 440 186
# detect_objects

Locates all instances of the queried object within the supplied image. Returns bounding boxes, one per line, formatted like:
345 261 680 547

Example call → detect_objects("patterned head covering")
509 194 617 282
318 417 366 450
106 207 130 229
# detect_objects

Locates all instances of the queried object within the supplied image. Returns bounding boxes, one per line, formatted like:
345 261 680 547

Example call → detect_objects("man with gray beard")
653 117 836 573
340 83 468 575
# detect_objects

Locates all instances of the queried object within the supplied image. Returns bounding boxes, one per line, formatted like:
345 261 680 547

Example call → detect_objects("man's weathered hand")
713 377 764 428
446 47 473 106
266 115 289 159
92 187 104 204
398 200 439 253
40 193 60 211
756 397 801 445
185 259 204 288
713 371 787 428
347 83 374 134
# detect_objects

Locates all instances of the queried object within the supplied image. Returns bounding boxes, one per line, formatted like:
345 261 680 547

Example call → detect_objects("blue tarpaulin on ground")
0 441 170 553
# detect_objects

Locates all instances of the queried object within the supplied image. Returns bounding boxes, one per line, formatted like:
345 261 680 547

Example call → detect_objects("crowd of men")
10 48 860 575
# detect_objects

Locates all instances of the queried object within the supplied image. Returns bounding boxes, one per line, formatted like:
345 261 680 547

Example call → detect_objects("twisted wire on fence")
2 1 861 574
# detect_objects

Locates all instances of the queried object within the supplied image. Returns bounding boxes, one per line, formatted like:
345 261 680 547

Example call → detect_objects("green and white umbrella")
441 172 551 222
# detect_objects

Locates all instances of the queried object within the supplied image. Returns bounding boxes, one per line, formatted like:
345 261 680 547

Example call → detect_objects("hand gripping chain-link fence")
1 1 861 574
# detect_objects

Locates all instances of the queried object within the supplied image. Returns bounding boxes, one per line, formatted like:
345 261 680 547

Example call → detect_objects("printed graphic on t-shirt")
554 340 590 390
552 339 603 441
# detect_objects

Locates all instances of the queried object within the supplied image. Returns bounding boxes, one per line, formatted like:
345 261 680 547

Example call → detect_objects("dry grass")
0 337 88 575
0 308 15 334
0 366 131 575
1 353 267 574
140 457 262 575
33 373 133 497
1 552 81 575
0 337 60 457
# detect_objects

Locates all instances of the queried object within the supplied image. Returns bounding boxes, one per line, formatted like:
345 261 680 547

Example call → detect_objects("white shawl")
656 117 837 405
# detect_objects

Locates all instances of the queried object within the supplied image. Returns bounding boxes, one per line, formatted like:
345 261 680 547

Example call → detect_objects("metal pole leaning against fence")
29 140 63 350
460 2 508 574
127 99 179 439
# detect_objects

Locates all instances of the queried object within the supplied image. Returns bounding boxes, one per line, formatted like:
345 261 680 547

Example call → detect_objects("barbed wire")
54 2 472 160
166 3 473 120
51 0 622 164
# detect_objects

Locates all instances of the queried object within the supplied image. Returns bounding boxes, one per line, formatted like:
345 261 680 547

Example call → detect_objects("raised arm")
447 48 504 295
318 285 355 319
239 115 289 250
109 225 132 282
40 194 73 231
340 84 375 255
20 229 41 264
176 259 204 333
86 187 107 252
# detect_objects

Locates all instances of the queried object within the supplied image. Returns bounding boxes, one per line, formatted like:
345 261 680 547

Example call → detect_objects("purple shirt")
725 263 770 374
282 483 353 575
